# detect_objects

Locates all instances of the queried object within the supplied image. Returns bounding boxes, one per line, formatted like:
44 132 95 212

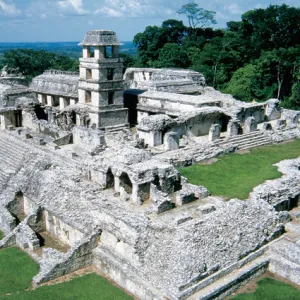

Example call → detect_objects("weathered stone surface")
244 117 257 133
227 119 240 137
208 124 221 141
265 99 281 120
1 28 300 300
164 131 179 151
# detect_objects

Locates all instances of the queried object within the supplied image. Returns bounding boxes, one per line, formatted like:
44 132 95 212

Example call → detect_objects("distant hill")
0 41 136 62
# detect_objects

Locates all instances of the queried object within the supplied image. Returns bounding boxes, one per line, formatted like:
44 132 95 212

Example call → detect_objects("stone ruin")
0 29 300 299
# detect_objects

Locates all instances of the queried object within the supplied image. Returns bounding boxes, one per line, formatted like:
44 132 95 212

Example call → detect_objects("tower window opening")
90 47 95 58
85 91 91 103
105 46 113 58
86 69 92 80
108 92 114 105
107 68 114 80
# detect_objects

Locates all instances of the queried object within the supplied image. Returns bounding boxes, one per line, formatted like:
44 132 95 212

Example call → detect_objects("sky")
0 0 299 42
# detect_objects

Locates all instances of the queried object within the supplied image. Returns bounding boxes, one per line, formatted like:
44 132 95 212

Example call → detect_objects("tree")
224 64 258 101
151 43 190 69
177 3 216 29
284 82 300 110
3 49 79 81
133 20 187 67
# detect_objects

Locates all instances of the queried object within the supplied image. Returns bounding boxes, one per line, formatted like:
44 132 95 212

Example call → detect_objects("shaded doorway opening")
106 168 115 188
119 172 133 194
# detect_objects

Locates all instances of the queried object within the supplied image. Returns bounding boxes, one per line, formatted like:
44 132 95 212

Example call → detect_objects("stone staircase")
187 256 269 300
268 238 300 286
0 131 32 190
214 131 272 150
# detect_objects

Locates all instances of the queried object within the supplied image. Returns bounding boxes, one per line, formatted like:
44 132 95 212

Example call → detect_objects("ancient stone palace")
0 30 300 299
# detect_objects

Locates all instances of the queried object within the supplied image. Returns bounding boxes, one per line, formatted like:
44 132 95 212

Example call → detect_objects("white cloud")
0 0 21 17
95 0 178 18
57 0 88 15
226 3 243 15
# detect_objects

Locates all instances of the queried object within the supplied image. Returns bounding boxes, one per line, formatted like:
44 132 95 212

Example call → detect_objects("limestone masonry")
0 30 300 299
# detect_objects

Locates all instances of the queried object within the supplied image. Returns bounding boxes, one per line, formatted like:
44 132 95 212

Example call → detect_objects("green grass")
1 273 133 300
179 140 300 199
0 247 39 296
0 247 133 299
231 277 300 300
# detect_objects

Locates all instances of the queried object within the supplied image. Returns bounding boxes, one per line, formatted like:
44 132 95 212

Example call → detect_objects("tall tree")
177 3 216 29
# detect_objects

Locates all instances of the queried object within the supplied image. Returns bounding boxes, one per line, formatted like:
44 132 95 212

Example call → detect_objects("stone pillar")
227 120 240 137
265 99 281 120
112 46 120 58
208 124 221 142
83 46 90 58
70 99 77 105
59 97 68 110
94 46 105 59
46 95 54 106
0 115 5 130
38 94 46 105
164 132 179 151
244 117 257 133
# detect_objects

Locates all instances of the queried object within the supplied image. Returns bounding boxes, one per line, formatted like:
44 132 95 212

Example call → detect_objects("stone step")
215 133 265 147
268 253 300 286
238 140 271 150
187 256 269 300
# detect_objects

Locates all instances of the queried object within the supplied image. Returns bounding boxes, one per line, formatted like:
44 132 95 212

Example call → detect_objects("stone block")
227 120 240 137
7 125 14 131
244 117 257 133
33 137 45 145
164 131 179 151
208 124 221 142
265 99 281 120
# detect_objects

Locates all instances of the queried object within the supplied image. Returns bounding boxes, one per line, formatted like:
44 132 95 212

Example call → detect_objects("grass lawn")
0 247 39 296
179 139 300 199
1 273 133 300
0 247 133 300
231 277 300 300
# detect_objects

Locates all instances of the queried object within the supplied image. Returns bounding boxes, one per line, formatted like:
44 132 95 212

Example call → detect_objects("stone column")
38 94 45 105
59 97 68 110
208 124 221 142
227 120 240 137
244 117 257 133
83 46 90 58
46 95 54 106
164 132 179 151
70 99 77 105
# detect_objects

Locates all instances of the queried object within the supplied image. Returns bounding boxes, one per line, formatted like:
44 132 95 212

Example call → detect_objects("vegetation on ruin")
0 247 133 299
0 230 3 240
180 139 300 200
231 277 300 300
0 247 39 296
133 4 300 109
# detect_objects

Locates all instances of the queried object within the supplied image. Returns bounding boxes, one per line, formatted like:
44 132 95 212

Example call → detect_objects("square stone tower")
78 30 128 129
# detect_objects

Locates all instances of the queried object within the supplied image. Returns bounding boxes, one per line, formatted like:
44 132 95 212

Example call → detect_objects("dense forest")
1 4 299 109
132 4 300 109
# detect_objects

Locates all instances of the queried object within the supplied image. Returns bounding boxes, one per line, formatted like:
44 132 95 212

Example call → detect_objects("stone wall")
44 211 85 246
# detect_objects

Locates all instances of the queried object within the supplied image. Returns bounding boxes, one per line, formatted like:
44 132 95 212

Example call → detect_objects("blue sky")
0 0 299 42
